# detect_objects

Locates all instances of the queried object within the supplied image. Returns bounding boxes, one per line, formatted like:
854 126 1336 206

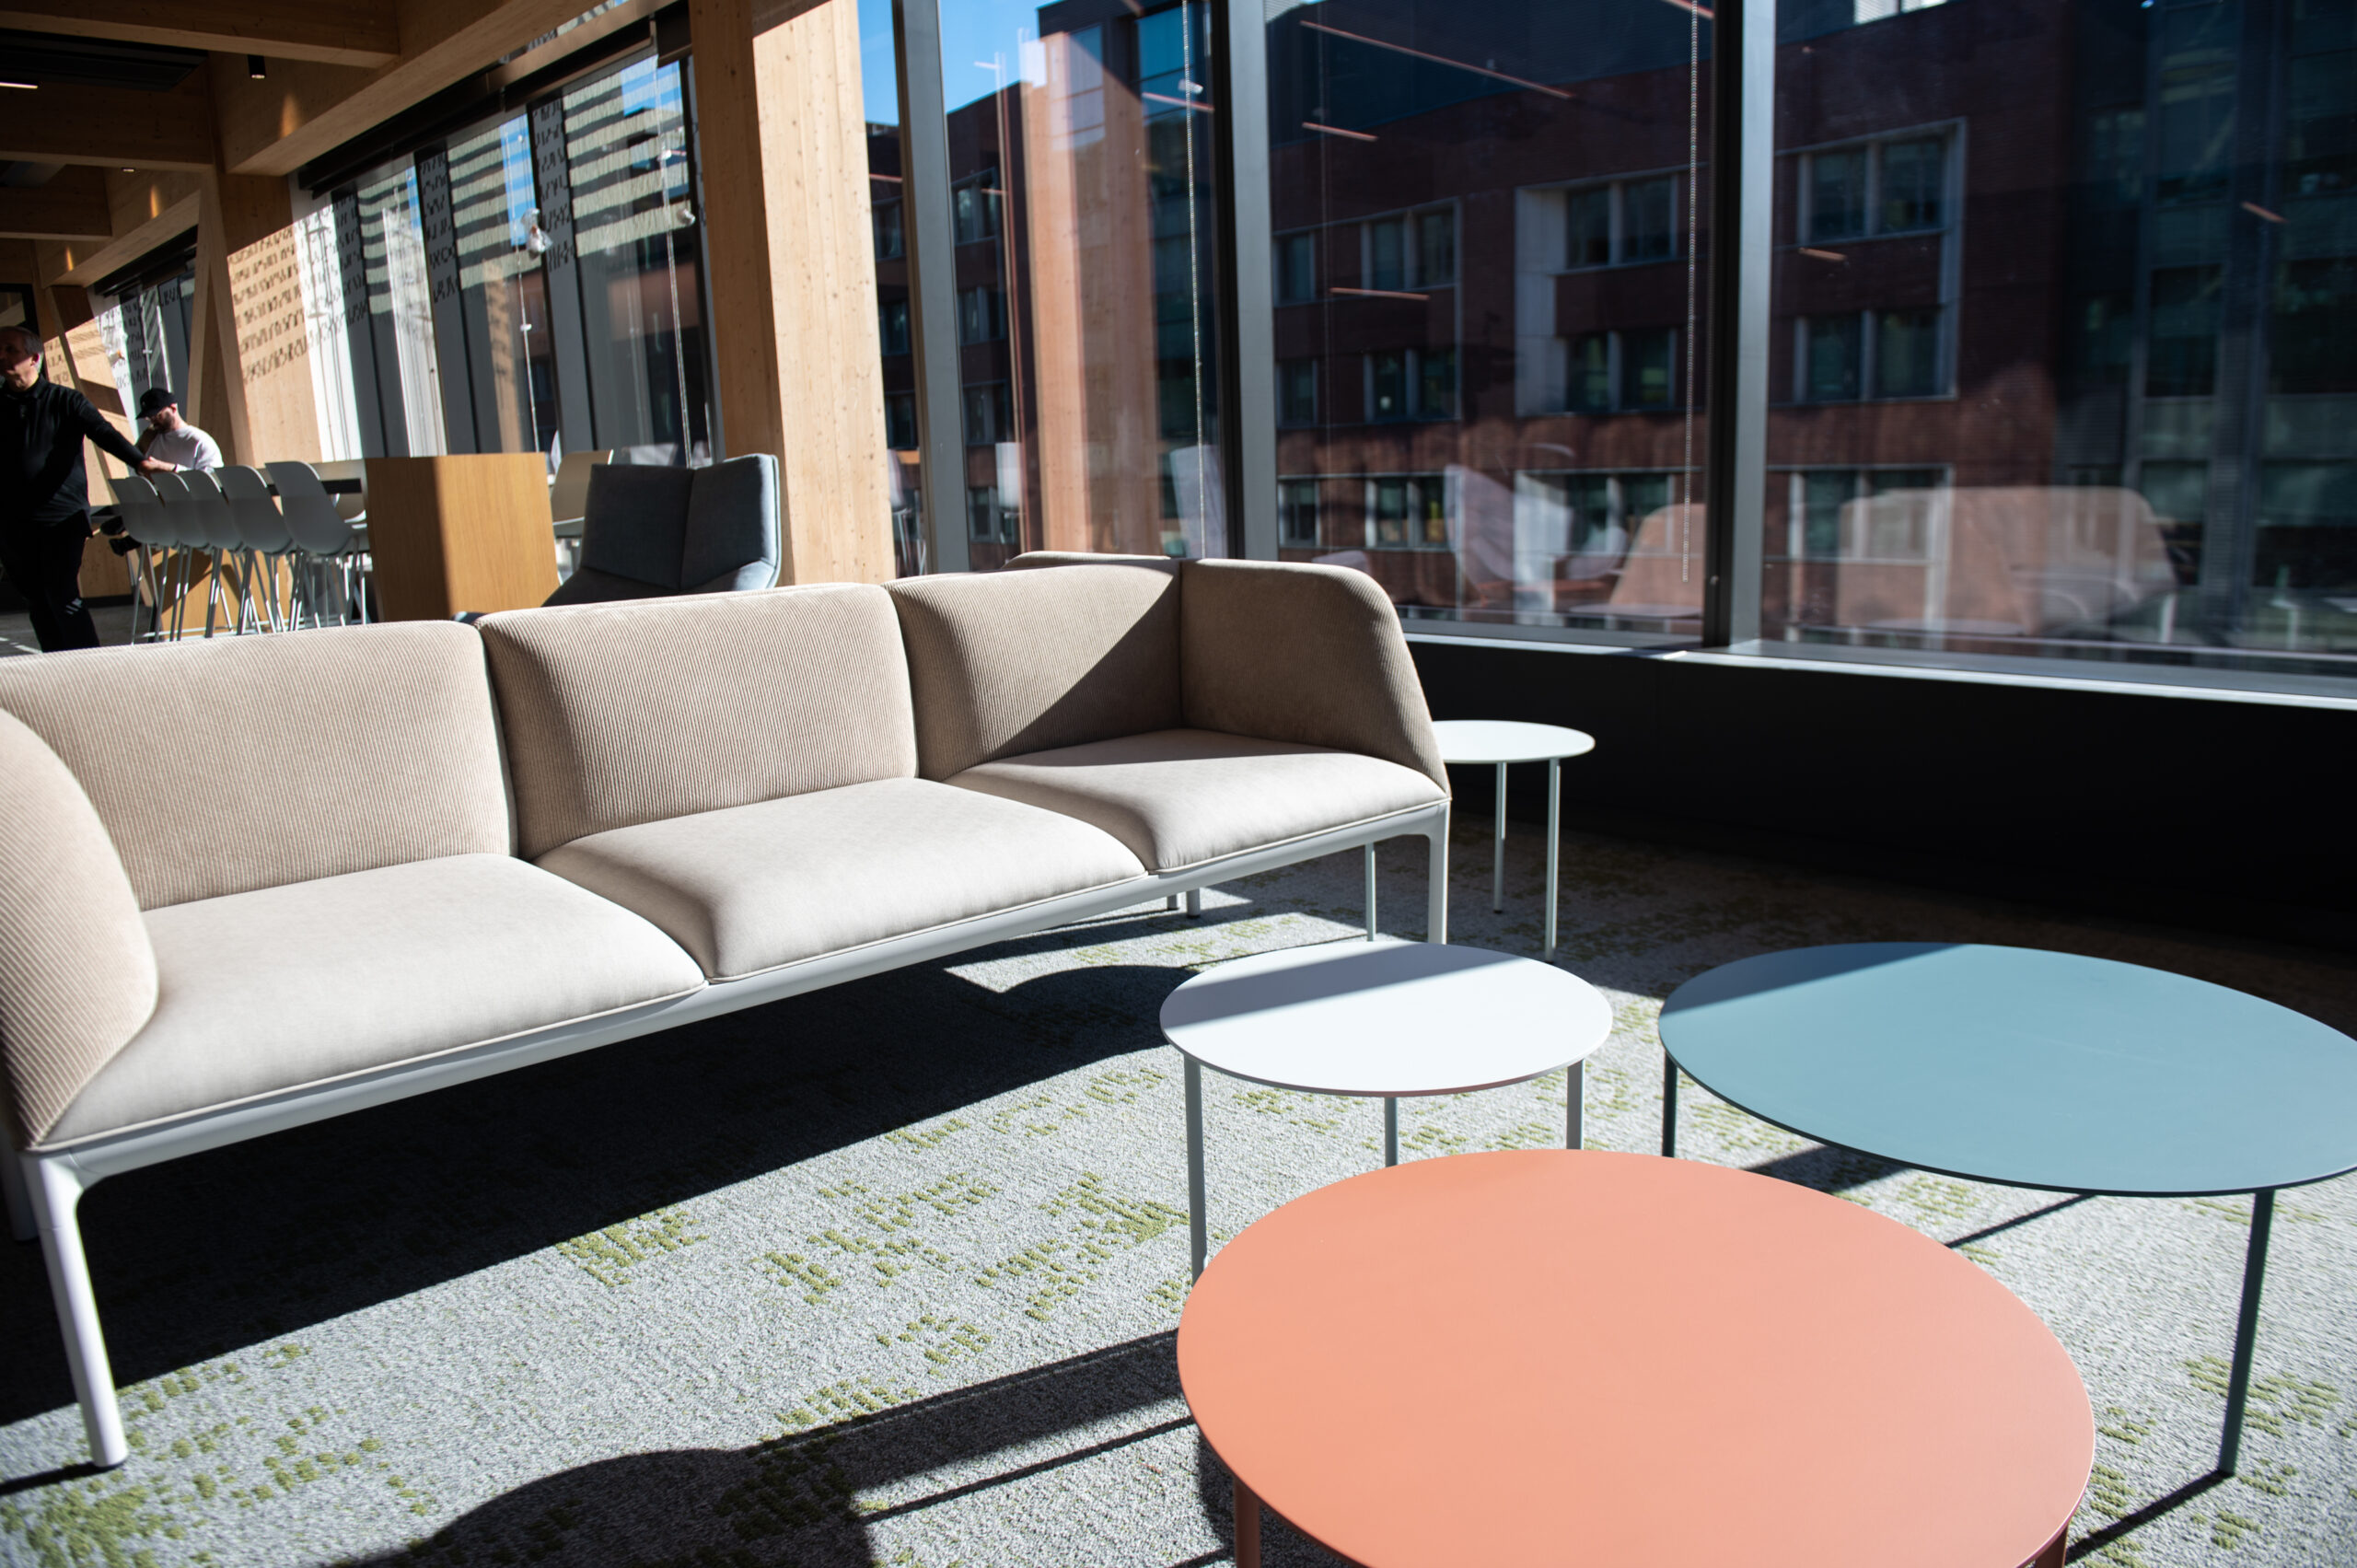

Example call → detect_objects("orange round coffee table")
1178 1150 2092 1568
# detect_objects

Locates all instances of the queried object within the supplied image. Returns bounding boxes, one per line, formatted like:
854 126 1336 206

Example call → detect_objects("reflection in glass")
447 114 557 455
1271 0 1710 633
354 161 445 455
1764 0 2357 677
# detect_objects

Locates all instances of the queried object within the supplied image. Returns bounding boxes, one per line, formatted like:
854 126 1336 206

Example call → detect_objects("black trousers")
0 514 99 651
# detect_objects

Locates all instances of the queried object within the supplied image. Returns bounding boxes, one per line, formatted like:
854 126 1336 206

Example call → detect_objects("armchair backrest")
548 455 781 605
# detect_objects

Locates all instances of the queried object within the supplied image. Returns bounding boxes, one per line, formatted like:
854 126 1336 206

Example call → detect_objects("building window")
967 483 1016 542
1279 358 1318 424
2069 293 2135 389
1784 468 1948 560
1367 474 1450 548
879 298 911 357
1369 351 1409 419
1366 348 1457 420
958 286 1005 344
1567 187 1612 268
873 200 904 260
952 169 1001 243
1275 231 1317 304
963 381 1011 446
1417 210 1457 287
1623 178 1677 261
1367 217 1408 290
2148 265 2222 397
1875 309 1944 398
884 390 917 449
1279 479 1320 546
1570 334 1612 412
1364 206 1456 290
1802 133 1951 245
1419 347 1459 419
2271 258 2357 395
1803 314 1863 401
1622 329 1674 408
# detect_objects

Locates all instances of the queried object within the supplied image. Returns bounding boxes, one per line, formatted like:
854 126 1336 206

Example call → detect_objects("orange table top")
1178 1150 2092 1568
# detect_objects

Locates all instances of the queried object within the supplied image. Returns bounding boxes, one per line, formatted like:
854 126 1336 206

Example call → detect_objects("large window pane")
935 0 1225 568
446 113 557 456
1270 0 1710 635
1762 0 2357 685
863 0 923 573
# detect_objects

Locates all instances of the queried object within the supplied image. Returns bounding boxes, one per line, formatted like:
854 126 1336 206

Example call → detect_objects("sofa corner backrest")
887 560 1183 780
0 622 511 911
0 710 158 1148
1178 558 1446 786
480 584 917 859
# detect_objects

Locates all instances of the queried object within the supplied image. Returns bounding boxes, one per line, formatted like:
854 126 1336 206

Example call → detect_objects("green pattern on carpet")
3 823 2351 1566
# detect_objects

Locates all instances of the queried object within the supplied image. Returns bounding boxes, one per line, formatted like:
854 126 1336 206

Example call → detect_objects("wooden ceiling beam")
0 75 216 171
0 1 401 69
0 167 114 240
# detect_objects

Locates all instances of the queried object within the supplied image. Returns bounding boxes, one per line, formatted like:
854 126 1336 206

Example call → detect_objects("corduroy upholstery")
0 712 159 1145
950 728 1446 872
1178 559 1448 788
888 563 1184 780
42 855 704 1145
0 623 510 911
481 586 919 860
538 779 1147 981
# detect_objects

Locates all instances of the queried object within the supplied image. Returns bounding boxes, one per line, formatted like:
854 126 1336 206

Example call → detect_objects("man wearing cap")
136 388 223 472
0 323 172 651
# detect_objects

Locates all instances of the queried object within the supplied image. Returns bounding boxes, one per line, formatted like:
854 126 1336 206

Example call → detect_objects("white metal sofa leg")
1185 888 1202 919
1426 807 1450 944
3 1144 32 1242
29 1155 127 1467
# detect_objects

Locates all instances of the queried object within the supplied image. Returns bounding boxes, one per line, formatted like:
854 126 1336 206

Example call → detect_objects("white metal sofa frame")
2 576 1449 1471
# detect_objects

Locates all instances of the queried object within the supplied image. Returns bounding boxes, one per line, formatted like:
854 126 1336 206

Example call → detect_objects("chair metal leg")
1492 761 1507 913
1185 887 1202 919
2217 1189 2276 1475
3 1146 32 1241
1187 1058 1207 1283
1661 1053 1679 1157
1567 1059 1584 1150
1425 809 1449 944
1234 1476 1261 1568
1364 842 1377 940
32 1156 126 1468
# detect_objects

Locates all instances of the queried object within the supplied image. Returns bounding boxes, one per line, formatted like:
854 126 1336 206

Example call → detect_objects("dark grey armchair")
543 454 781 606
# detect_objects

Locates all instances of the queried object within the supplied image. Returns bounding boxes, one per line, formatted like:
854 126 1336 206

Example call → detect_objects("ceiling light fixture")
248 55 266 79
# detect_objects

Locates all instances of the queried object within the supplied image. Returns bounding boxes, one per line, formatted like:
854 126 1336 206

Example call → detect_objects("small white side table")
1162 936 1613 1280
1429 719 1596 960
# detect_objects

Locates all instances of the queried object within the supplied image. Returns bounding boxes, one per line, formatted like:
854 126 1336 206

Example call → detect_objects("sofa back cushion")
0 711 159 1145
1179 559 1446 786
888 561 1182 780
481 584 917 859
0 622 511 910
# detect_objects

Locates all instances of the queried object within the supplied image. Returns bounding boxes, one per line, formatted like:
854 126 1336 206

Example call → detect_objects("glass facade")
1265 0 1712 635
1762 0 2357 680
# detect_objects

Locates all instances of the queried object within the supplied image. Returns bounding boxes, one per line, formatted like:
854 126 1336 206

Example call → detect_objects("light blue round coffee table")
1656 942 2357 1478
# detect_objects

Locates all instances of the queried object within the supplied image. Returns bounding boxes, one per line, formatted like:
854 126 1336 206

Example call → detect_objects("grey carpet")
2 822 2351 1568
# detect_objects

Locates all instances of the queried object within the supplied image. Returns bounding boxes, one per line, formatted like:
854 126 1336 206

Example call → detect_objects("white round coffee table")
1163 936 1613 1279
1430 719 1596 959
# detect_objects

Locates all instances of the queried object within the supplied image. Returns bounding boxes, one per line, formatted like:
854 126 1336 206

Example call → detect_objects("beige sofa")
0 555 1450 1467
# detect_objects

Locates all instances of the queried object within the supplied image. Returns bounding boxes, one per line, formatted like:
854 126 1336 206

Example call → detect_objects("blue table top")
1658 943 2357 1197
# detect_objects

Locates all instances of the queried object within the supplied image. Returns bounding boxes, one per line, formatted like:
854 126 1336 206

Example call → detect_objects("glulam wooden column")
688 0 897 585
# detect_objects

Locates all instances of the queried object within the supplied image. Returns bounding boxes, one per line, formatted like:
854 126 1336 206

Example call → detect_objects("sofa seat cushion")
534 778 1149 981
947 728 1446 873
42 855 706 1145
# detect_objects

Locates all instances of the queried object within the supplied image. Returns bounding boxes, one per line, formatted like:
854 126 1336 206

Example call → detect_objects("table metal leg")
2030 1523 2066 1568
1544 757 1561 962
1187 1059 1208 1282
1364 842 1377 940
1492 761 1507 913
2217 1188 2277 1475
1660 1055 1679 1158
1384 1097 1399 1167
1235 1477 1261 1568
1566 1059 1584 1150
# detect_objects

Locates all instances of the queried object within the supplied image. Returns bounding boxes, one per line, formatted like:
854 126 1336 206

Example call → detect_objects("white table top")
1160 937 1613 1098
1431 718 1596 765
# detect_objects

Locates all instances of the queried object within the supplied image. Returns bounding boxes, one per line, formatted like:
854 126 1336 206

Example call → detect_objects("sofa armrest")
1178 559 1447 790
0 711 158 1148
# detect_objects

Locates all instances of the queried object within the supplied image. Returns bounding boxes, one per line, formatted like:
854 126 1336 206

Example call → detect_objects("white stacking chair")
218 466 293 633
268 461 366 626
178 470 262 635
107 474 175 643
146 472 207 641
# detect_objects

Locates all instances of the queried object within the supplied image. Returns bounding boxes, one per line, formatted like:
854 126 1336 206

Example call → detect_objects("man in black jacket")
0 323 172 650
